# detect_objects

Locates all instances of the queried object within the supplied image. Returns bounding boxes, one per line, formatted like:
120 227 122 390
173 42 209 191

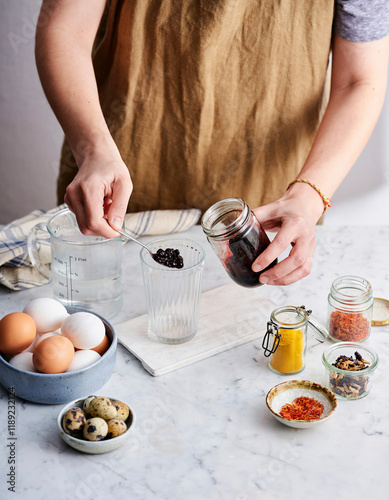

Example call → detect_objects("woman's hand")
64 149 133 239
251 183 325 286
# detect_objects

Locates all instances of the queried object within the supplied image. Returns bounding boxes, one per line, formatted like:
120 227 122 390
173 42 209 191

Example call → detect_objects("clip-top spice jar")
201 198 277 287
262 306 328 375
327 275 374 342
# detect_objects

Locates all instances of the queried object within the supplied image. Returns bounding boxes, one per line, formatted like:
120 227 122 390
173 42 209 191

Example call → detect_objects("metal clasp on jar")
262 319 281 357
262 305 313 357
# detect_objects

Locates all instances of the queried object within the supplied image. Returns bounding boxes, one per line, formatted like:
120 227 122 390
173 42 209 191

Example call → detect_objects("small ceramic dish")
266 380 337 429
57 396 135 454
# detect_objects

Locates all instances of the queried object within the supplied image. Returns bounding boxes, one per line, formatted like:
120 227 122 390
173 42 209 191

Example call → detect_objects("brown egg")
33 335 74 374
91 334 110 356
0 312 36 355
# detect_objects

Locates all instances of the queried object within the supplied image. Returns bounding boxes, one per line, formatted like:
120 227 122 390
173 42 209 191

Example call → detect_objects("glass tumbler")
140 238 205 344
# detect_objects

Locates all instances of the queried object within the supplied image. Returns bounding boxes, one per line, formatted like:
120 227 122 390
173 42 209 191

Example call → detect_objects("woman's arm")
35 0 132 238
252 33 389 285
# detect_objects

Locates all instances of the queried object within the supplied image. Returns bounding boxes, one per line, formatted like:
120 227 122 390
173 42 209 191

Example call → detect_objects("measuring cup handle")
27 223 51 279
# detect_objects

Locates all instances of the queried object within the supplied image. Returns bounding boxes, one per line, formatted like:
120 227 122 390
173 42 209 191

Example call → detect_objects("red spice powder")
329 310 370 341
279 396 324 421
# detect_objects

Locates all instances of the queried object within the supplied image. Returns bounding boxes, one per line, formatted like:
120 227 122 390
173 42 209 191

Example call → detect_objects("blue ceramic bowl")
0 307 117 405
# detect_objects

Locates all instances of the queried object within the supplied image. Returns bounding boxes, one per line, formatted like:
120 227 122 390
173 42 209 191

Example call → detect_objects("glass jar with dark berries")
327 276 374 342
201 197 277 288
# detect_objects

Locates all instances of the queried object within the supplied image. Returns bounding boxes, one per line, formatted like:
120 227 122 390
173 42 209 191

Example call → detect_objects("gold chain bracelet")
287 179 332 213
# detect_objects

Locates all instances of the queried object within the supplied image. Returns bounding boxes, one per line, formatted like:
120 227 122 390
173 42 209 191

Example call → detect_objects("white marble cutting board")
116 283 276 376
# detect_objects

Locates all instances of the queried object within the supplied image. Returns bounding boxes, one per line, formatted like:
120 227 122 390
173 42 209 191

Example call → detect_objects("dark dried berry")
152 247 184 268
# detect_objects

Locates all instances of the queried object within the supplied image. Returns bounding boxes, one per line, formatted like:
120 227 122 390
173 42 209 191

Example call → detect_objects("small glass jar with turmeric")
262 306 327 375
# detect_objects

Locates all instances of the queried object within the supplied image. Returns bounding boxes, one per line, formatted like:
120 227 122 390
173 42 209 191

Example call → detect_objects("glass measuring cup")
27 208 123 319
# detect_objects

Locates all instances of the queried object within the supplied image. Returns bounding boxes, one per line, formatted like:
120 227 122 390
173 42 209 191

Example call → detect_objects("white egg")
65 350 101 372
9 352 36 372
61 312 105 349
35 331 62 346
22 333 39 353
23 298 68 334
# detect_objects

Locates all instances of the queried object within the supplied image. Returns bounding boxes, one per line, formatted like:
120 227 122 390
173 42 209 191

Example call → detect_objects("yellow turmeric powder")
270 328 304 374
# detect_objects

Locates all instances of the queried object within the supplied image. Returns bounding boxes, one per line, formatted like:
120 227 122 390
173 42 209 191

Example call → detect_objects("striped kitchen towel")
0 205 201 291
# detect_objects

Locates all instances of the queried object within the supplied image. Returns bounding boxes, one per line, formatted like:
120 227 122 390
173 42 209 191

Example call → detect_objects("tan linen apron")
57 0 334 214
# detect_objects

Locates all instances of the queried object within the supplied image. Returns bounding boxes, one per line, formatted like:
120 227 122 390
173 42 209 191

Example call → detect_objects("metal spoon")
118 229 184 268
117 229 155 259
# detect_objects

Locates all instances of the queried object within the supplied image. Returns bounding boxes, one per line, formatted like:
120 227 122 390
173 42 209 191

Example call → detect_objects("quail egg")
106 418 127 439
83 417 108 441
62 407 86 437
89 396 117 420
82 395 96 415
112 400 130 421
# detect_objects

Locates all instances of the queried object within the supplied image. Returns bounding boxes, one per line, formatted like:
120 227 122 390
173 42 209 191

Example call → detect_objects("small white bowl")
266 380 337 429
57 396 135 454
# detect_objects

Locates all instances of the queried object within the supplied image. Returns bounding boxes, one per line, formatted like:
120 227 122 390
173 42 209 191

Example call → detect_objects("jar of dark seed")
322 342 378 400
201 197 277 288
327 276 374 342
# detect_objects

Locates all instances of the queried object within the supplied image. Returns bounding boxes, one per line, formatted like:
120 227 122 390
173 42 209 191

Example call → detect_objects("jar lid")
372 297 389 326
270 305 329 342
307 315 329 342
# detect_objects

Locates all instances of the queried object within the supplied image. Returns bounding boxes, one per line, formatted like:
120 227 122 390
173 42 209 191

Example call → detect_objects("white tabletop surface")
0 224 388 500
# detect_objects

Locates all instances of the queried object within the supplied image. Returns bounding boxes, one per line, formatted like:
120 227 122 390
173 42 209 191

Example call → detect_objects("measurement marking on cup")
69 257 73 302
66 259 70 301
68 256 81 300
54 256 82 302
54 256 69 300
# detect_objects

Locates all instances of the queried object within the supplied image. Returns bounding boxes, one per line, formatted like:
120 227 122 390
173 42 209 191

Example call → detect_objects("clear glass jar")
322 342 378 400
262 305 328 375
201 197 277 288
327 276 373 342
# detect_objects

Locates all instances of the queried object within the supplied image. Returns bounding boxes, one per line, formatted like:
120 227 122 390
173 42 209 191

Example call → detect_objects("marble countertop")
0 225 388 500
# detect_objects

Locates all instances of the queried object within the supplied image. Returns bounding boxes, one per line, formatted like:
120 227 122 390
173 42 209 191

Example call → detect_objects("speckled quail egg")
82 395 96 415
88 396 117 420
83 417 108 441
62 407 86 437
112 400 130 421
106 418 127 439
